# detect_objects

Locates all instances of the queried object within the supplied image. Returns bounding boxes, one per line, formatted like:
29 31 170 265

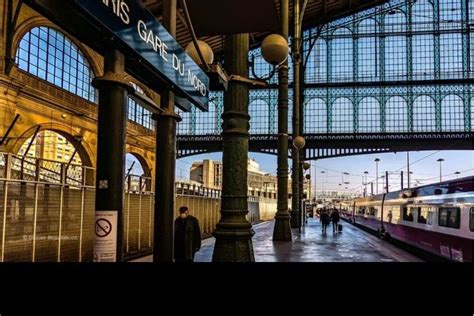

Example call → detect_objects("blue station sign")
74 0 209 111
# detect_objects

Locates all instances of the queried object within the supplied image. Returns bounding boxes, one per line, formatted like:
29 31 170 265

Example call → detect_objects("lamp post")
265 0 292 241
291 0 303 229
342 172 349 184
455 171 461 179
363 171 369 197
374 158 380 194
321 171 326 194
437 158 445 182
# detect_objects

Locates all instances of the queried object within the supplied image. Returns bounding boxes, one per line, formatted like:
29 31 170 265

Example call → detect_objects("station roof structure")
142 0 388 53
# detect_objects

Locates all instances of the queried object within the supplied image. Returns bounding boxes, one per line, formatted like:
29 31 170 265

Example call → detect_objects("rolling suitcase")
338 224 343 232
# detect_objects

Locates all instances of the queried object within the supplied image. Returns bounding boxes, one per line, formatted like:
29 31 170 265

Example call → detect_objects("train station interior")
0 0 472 266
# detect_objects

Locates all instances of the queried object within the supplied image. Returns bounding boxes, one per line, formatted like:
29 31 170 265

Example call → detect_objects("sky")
172 150 474 196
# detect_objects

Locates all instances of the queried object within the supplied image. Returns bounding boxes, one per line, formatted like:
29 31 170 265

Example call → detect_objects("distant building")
190 158 309 199
18 130 81 165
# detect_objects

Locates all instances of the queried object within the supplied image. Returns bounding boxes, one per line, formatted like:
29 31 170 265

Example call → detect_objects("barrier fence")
0 153 278 262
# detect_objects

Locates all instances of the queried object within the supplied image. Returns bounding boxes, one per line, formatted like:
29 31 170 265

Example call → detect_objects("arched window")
384 11 407 81
470 0 474 77
249 99 270 134
413 96 436 132
412 1 435 80
439 0 463 79
441 95 464 131
357 19 379 82
358 97 381 132
331 98 353 133
385 96 408 132
15 26 96 102
128 83 154 130
305 39 327 83
195 101 219 135
331 28 353 82
304 98 327 133
471 97 474 131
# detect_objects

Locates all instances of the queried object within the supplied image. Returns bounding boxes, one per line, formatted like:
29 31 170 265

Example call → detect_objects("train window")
369 207 377 216
438 207 461 229
470 208 474 232
385 207 400 223
417 207 433 225
402 207 414 222
412 206 433 225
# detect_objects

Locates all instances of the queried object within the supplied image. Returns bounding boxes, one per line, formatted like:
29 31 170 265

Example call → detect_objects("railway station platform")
132 218 422 262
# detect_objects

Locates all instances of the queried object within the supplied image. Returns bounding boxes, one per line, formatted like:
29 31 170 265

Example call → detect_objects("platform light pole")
363 171 369 197
455 171 461 179
406 151 410 189
320 170 326 193
374 158 380 194
272 0 292 241
291 0 303 229
437 158 445 182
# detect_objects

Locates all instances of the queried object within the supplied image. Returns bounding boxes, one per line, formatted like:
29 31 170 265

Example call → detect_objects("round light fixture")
185 40 214 65
261 34 289 65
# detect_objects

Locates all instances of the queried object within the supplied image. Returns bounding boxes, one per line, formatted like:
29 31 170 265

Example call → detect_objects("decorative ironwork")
176 0 473 159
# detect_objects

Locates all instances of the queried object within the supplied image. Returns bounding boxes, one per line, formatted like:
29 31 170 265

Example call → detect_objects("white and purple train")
339 176 474 262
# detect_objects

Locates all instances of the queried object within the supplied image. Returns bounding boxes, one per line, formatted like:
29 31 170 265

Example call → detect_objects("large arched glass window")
471 97 474 131
195 101 218 135
413 96 436 132
439 0 463 79
305 39 327 83
249 99 270 134
441 95 464 131
128 83 154 130
331 28 353 82
385 96 408 132
331 98 354 133
358 97 381 132
304 98 327 133
412 0 435 80
15 26 96 102
357 19 379 82
384 11 407 81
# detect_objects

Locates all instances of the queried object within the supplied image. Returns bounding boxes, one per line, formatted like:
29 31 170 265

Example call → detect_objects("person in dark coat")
174 206 201 262
331 209 340 233
320 209 330 234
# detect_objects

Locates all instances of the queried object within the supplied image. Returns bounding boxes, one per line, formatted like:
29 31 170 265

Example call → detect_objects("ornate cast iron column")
212 34 255 262
273 0 292 241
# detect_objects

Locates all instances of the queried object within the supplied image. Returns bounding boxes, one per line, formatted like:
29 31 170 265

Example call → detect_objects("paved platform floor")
132 218 422 262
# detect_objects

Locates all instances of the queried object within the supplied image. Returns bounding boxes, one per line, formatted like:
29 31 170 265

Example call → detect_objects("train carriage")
339 177 474 262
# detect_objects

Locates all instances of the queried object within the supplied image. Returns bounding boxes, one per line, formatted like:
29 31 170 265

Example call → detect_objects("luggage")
338 224 343 232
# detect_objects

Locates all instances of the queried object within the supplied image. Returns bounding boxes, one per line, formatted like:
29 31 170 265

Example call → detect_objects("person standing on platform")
174 206 201 262
331 209 340 233
320 209 330 234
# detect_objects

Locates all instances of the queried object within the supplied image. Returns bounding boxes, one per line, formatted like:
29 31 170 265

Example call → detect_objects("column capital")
92 74 134 93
